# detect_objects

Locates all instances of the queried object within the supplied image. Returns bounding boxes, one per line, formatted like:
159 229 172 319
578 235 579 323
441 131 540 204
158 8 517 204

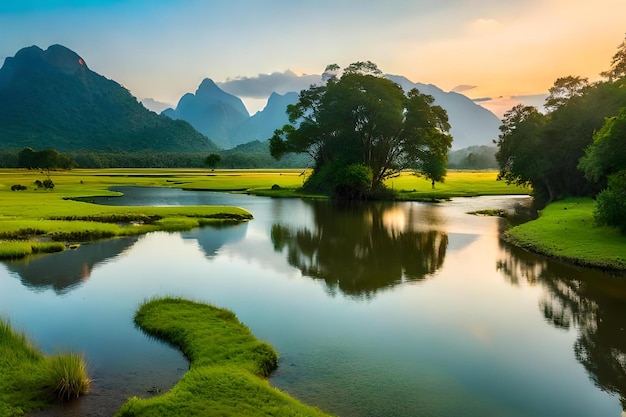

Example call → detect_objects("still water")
1 188 625 417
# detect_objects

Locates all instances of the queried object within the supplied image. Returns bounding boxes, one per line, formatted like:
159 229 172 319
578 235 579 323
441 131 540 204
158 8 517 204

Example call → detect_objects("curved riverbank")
116 297 332 417
503 198 626 273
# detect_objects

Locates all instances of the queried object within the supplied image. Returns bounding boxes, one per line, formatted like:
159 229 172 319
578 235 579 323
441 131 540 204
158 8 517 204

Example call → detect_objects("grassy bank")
504 198 626 272
0 169 254 259
116 297 331 417
0 319 90 416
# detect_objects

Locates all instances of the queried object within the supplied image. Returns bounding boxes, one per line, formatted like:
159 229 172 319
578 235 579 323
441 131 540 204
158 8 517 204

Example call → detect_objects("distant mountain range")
0 44 501 158
0 45 217 153
161 74 502 150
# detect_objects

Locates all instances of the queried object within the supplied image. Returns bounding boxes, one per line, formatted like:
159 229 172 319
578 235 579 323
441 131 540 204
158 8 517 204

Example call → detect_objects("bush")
594 170 626 233
333 164 373 200
33 179 55 189
43 179 55 189
10 184 27 191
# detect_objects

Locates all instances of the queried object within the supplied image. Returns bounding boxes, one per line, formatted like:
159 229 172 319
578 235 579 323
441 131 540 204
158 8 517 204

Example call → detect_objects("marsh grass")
48 353 91 401
505 198 626 271
0 319 90 414
0 240 65 260
116 297 331 417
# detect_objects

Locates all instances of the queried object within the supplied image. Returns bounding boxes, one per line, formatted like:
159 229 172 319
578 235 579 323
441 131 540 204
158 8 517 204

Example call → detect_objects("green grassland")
0 319 90 416
505 198 626 272
0 169 256 259
116 297 332 417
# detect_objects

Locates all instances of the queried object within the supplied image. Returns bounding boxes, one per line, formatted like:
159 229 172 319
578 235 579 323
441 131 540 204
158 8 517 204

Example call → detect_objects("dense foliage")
495 36 626 209
17 147 76 170
270 62 452 199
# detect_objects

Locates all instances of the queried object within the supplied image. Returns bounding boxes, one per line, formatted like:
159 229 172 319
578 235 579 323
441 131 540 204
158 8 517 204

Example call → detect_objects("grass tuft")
0 318 90 414
48 353 91 402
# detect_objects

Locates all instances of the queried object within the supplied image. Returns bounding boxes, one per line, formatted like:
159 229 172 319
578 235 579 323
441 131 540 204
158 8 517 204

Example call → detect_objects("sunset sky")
1 0 625 116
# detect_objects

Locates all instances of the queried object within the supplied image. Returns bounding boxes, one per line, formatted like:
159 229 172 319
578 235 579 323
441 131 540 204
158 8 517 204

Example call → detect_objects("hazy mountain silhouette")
166 73 501 152
0 44 217 153
386 74 502 149
162 78 250 148
228 91 298 147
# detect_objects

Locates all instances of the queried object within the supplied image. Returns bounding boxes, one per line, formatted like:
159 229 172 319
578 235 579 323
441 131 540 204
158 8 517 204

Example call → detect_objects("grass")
389 170 529 201
0 169 256 259
504 198 626 272
0 168 527 259
116 297 332 417
0 319 90 416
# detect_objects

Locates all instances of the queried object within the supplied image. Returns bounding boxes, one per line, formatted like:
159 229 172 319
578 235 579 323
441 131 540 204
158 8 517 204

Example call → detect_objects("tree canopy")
270 61 452 198
495 35 626 205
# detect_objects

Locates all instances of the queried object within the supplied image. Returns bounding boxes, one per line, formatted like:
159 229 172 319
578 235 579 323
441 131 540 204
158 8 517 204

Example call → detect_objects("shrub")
594 170 626 233
10 184 27 191
42 179 55 189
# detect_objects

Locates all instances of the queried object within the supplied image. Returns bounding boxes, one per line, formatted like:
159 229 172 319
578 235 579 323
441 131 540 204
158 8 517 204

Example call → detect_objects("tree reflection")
497 243 626 409
271 201 448 299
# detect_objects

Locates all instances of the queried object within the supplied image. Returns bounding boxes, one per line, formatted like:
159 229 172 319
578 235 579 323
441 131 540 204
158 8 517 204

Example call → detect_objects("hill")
0 45 217 153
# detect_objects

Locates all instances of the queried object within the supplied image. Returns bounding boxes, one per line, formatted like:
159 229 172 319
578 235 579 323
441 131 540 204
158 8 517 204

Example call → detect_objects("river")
1 187 624 416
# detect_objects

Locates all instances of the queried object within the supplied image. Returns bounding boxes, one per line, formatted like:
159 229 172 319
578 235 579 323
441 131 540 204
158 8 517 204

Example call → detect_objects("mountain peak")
1 44 87 84
197 78 220 94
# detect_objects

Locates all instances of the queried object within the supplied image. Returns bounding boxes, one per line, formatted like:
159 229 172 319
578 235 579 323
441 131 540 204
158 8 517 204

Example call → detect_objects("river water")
1 187 625 416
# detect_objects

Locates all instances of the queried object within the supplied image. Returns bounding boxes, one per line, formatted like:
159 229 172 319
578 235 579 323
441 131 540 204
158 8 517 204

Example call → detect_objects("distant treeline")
0 143 496 170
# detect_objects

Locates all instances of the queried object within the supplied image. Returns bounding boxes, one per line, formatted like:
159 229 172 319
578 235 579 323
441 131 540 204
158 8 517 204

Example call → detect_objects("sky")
1 0 625 117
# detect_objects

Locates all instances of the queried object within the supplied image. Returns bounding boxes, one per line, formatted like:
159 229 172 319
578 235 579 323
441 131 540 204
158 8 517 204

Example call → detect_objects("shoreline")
502 198 626 274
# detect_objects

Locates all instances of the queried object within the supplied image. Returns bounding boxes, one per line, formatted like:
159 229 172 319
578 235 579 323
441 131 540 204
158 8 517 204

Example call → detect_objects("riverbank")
0 169 254 259
0 319 90 416
504 198 626 273
0 168 527 259
116 297 332 417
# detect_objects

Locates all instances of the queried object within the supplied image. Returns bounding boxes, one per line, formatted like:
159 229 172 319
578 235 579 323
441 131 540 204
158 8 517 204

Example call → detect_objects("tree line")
495 36 626 232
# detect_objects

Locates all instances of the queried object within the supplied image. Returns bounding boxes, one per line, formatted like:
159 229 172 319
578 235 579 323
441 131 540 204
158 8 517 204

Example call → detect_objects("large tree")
270 62 452 198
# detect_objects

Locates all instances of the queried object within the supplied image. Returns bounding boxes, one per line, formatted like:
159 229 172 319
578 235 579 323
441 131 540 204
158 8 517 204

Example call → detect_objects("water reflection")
181 222 248 258
6 224 248 295
498 243 626 410
271 200 448 298
3 237 138 294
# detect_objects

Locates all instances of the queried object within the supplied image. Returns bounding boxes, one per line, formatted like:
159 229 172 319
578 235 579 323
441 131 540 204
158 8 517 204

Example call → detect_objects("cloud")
217 70 321 98
474 93 548 118
451 84 477 93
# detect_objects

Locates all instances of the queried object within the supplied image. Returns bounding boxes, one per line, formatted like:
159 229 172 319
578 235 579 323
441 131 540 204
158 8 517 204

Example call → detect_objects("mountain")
166 74 501 152
385 75 502 149
0 44 216 153
163 78 249 148
228 91 298 147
